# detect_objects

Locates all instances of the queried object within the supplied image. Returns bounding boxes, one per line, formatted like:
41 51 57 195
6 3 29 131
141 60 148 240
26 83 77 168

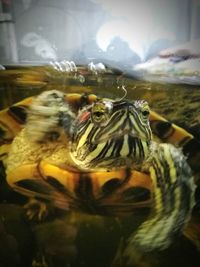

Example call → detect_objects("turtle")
0 89 199 258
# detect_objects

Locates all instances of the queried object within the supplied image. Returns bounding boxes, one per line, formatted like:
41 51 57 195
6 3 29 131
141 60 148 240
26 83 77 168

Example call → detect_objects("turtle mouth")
93 130 144 145
71 130 151 170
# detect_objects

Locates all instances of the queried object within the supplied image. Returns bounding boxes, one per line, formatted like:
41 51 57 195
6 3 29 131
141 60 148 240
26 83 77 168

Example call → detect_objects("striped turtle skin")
0 90 198 255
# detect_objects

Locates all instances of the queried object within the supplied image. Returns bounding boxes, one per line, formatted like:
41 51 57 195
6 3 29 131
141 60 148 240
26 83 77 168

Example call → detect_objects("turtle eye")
142 110 150 117
140 101 150 121
92 110 105 123
92 102 110 124
93 111 104 119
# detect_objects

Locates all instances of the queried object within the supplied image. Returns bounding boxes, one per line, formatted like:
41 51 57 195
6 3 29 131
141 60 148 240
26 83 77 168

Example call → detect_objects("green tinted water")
0 66 200 267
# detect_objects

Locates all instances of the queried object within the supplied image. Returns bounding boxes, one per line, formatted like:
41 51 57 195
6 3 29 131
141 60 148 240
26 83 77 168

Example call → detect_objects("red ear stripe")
78 111 91 122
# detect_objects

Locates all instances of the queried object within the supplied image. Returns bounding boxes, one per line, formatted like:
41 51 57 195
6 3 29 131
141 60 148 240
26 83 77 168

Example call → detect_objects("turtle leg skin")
124 143 195 263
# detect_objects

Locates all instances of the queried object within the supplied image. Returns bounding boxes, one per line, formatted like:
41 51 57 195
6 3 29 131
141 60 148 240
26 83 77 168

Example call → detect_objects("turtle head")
70 99 152 170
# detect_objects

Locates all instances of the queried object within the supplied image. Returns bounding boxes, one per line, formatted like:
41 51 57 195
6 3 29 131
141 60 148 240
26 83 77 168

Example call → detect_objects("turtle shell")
0 93 151 213
0 91 199 213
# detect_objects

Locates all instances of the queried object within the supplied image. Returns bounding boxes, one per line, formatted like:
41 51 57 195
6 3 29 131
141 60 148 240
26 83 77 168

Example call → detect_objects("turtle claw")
24 198 48 221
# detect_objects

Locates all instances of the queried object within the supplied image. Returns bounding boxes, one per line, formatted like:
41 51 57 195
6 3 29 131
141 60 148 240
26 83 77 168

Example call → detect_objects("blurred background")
0 0 200 69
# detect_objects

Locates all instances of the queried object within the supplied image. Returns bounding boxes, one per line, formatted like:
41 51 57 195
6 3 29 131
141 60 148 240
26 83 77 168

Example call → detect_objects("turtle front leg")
24 198 49 221
124 143 195 259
